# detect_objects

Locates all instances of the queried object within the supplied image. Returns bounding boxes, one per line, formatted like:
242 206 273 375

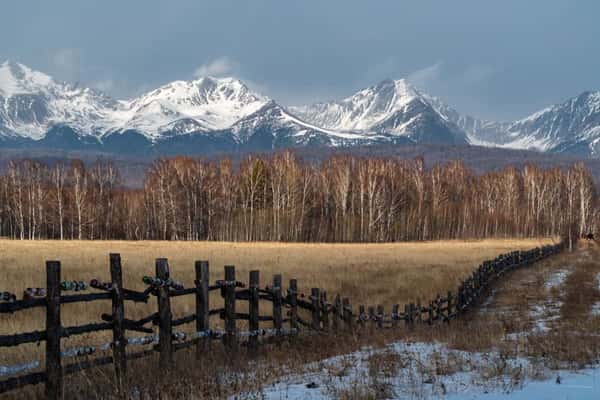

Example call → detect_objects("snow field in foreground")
252 342 599 400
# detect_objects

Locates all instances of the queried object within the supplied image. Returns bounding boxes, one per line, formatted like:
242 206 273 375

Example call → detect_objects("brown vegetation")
3 239 597 399
0 238 553 322
0 239 551 381
414 241 600 368
0 152 595 242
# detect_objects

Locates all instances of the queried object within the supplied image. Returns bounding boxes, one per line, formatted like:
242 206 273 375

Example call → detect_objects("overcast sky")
1 1 599 120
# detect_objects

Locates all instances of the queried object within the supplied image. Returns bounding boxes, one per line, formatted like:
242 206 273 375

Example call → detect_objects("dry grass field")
0 238 555 315
0 238 558 398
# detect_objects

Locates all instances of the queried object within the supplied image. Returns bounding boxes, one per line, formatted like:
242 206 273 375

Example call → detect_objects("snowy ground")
528 268 571 333
229 244 600 400
245 248 600 399
255 342 599 400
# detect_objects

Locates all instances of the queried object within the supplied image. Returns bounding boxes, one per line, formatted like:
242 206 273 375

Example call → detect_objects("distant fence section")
0 242 565 398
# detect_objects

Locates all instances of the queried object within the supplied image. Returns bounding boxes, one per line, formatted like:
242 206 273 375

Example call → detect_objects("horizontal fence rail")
0 242 565 398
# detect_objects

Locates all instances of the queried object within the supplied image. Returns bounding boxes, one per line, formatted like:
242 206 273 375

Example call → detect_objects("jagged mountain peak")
6 61 600 157
0 60 114 103
566 90 600 112
291 77 430 131
496 90 600 154
441 89 600 155
124 75 268 135
291 77 467 145
0 60 37 76
369 78 420 99
0 62 467 148
0 60 54 96
133 75 262 104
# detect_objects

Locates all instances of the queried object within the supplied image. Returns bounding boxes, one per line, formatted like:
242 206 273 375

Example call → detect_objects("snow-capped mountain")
432 90 600 157
291 79 468 145
500 91 600 156
2 60 600 158
229 100 392 149
0 61 118 140
421 95 510 146
0 61 271 142
0 62 463 153
117 76 269 138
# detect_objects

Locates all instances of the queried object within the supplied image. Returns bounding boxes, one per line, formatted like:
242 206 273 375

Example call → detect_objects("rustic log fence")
0 242 564 398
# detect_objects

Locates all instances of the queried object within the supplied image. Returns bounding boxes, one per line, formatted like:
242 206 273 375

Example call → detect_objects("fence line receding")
0 242 564 398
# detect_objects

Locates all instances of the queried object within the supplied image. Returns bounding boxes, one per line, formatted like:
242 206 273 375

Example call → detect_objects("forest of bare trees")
0 152 596 242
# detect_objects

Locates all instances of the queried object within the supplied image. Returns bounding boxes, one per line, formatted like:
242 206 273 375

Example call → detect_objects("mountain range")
1 60 600 157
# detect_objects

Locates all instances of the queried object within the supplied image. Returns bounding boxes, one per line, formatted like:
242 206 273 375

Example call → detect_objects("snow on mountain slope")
4 60 600 157
0 62 465 148
230 100 385 148
500 91 600 154
0 61 269 142
0 61 117 139
423 94 511 146
0 60 53 97
433 90 600 156
291 79 468 145
292 79 421 131
115 77 268 138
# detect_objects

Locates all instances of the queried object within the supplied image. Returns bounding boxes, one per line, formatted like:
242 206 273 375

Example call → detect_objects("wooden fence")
0 242 564 398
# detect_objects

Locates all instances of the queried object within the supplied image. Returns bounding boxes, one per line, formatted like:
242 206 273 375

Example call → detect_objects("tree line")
0 152 596 242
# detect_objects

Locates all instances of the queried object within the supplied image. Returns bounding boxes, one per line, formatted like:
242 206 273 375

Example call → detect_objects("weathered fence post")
376 305 384 329
368 306 376 331
156 258 173 368
455 287 462 317
333 294 342 332
342 298 353 332
311 288 321 331
248 270 260 355
288 279 298 333
272 274 283 335
195 260 210 360
223 266 237 350
392 304 400 328
110 254 127 391
428 301 434 325
359 305 366 329
320 291 329 332
446 290 453 322
46 261 62 400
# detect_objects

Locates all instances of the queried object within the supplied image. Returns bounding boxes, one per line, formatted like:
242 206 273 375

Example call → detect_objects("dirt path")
257 243 600 399
452 241 600 367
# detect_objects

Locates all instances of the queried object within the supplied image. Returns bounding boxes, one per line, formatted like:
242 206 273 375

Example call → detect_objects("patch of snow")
529 302 563 333
499 134 554 152
517 105 556 124
254 341 600 400
465 133 501 147
527 269 571 332
444 369 600 400
281 110 378 140
545 269 571 290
